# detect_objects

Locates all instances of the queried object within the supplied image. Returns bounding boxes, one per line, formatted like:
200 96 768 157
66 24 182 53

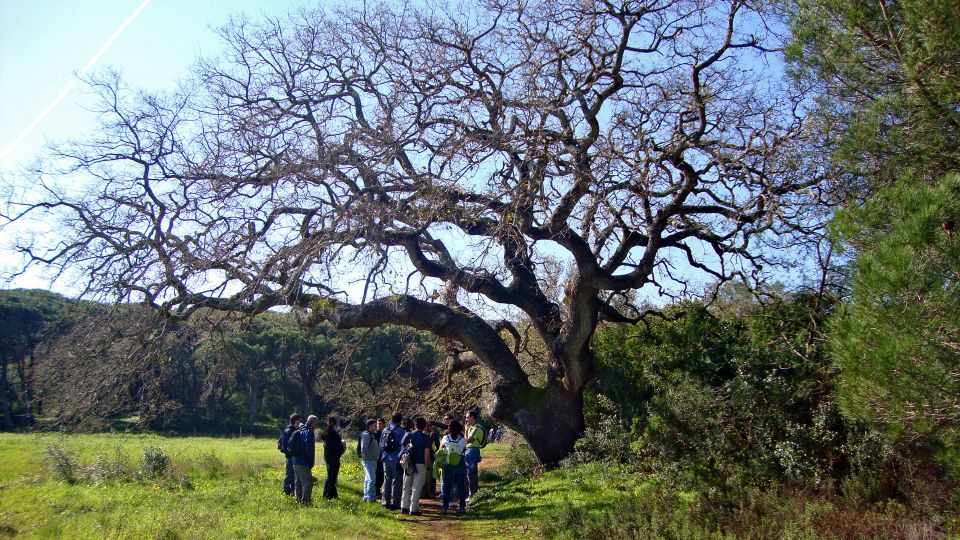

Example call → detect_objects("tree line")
0 289 490 434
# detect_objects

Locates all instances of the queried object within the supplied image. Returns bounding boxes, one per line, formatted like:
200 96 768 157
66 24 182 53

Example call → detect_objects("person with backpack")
357 419 380 502
374 417 385 501
277 413 302 496
464 410 486 504
424 414 450 499
380 412 406 510
320 416 346 499
399 417 432 515
290 414 319 505
439 419 468 516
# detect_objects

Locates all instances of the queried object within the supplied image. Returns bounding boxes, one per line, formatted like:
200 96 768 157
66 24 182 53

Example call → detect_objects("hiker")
400 417 432 515
380 412 406 510
320 416 346 499
375 417 385 500
278 413 301 495
424 415 449 499
358 419 380 502
291 414 319 505
464 410 485 503
439 419 468 516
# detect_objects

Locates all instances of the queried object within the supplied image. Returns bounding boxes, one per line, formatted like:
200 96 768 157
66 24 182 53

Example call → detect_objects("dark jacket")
278 424 296 457
321 428 345 464
291 427 316 468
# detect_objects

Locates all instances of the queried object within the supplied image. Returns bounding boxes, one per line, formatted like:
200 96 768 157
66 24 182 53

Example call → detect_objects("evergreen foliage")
830 174 960 443
786 0 960 191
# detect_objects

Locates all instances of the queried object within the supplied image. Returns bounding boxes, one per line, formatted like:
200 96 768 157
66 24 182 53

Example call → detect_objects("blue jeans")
441 463 467 511
283 457 295 495
382 460 403 508
361 459 378 501
464 447 481 498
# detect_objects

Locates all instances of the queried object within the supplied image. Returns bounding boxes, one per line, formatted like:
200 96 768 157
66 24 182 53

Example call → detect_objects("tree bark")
490 380 585 467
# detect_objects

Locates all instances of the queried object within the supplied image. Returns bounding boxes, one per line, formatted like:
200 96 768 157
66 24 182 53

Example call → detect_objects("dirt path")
396 493 469 538
396 446 508 539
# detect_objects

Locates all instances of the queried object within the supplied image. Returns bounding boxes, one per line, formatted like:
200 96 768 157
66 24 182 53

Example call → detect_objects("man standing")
278 413 301 496
464 410 485 504
380 412 405 510
358 419 380 502
400 417 433 515
292 415 319 505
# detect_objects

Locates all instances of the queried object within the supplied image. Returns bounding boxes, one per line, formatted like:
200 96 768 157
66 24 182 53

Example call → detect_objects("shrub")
563 395 636 467
503 441 541 478
85 445 129 486
198 452 226 478
139 446 171 478
44 439 80 483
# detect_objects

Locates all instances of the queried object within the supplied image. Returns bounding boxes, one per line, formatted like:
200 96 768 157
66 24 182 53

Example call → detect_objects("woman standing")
320 416 345 499
439 419 468 516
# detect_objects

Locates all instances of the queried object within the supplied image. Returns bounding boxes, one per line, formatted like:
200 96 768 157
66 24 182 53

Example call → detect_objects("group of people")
278 410 489 516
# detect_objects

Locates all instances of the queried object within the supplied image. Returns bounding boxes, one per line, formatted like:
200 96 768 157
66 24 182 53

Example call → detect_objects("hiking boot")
409 511 422 516
401 508 409 514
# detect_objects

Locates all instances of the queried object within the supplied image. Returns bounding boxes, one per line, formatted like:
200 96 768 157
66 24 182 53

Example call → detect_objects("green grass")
5 435 953 539
0 433 411 539
462 456 665 539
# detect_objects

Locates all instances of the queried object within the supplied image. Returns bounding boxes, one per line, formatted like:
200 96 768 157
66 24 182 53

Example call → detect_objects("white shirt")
440 434 466 455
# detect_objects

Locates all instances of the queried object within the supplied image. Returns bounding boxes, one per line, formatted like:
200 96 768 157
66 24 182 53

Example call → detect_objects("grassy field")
5 432 949 539
0 432 412 539
0 433 560 540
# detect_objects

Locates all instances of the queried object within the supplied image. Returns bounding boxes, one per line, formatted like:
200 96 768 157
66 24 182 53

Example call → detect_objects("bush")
503 441 541 478
198 452 226 478
139 446 170 478
44 439 80 483
85 445 129 486
563 395 636 467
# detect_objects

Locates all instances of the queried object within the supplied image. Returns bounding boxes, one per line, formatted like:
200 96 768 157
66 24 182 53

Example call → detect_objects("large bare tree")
4 0 814 464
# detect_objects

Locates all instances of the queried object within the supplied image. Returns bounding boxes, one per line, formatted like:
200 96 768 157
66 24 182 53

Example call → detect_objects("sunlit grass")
0 433 411 539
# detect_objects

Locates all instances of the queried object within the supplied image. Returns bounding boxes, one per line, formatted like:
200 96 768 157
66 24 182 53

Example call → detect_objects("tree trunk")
0 360 14 430
24 351 36 423
301 383 313 416
246 379 260 432
489 381 585 467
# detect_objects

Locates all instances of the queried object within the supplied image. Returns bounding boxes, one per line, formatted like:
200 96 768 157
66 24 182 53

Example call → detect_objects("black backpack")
382 426 400 453
475 424 488 449
287 427 306 458
278 426 291 454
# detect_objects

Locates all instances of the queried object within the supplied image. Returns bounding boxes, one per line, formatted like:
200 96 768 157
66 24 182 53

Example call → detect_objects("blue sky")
1 0 312 290
0 0 313 169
